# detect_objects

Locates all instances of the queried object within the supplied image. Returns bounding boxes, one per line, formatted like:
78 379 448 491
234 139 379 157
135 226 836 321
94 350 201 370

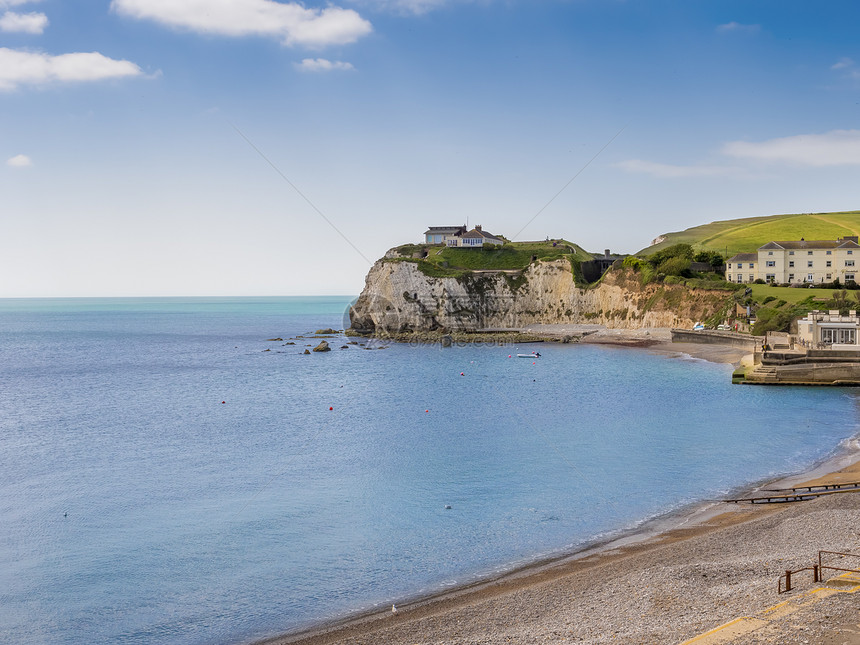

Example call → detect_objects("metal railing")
819 550 860 578
778 550 860 594
778 565 820 593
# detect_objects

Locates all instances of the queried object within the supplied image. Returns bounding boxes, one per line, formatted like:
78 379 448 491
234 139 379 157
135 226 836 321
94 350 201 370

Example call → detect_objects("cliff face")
349 257 734 334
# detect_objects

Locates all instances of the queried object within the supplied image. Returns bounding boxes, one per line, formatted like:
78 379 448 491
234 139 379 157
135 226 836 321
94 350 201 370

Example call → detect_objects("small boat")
517 353 541 358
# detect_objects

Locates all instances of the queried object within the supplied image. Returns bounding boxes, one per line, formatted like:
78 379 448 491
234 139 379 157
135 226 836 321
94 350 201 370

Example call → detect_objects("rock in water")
313 341 331 352
303 349 311 355
315 328 338 335
440 335 453 347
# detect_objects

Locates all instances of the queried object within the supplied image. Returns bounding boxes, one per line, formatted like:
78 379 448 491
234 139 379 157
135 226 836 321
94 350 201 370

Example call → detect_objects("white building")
448 225 505 248
797 310 860 349
424 226 466 245
726 236 860 284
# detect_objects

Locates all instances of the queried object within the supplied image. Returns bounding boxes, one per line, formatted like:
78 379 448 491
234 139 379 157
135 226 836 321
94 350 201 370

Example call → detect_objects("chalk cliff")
349 255 733 335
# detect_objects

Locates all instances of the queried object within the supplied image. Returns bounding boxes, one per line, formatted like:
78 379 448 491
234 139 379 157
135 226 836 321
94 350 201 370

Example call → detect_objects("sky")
2 0 860 297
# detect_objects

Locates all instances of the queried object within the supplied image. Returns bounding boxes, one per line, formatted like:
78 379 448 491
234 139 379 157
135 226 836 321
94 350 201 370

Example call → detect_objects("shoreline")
259 330 860 645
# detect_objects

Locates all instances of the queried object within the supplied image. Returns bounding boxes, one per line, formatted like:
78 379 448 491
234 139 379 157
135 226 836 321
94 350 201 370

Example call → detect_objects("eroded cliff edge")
349 256 733 335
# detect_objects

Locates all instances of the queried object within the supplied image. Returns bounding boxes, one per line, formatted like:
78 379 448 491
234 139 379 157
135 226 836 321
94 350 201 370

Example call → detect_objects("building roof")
759 238 860 250
728 253 758 263
424 226 466 236
461 227 503 240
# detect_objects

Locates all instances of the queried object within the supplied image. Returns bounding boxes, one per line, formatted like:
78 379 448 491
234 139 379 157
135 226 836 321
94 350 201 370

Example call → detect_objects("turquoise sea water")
1 296 858 644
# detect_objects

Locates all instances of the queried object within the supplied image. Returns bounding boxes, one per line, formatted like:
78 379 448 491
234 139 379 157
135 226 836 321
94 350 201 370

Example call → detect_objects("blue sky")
2 0 860 297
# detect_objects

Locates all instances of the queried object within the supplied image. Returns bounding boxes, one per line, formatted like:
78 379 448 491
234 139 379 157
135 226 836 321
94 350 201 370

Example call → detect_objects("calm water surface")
0 297 857 644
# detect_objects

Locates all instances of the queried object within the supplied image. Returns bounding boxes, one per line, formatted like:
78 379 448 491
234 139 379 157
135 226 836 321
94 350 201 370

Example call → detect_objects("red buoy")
329 406 333 410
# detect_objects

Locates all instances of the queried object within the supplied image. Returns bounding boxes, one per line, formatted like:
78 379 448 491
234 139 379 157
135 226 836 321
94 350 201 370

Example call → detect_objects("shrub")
693 250 725 267
622 256 644 270
752 308 794 335
657 256 692 277
648 243 693 267
762 296 777 305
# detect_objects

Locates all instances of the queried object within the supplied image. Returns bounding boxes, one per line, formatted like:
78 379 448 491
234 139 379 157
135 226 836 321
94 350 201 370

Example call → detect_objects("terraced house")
726 236 860 284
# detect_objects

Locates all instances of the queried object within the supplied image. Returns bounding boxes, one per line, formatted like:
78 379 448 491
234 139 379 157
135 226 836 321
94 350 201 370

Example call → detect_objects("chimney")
604 249 610 258
475 225 482 231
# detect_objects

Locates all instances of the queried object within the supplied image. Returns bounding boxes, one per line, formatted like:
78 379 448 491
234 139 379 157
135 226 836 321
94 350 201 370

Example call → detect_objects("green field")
638 210 860 257
747 283 843 305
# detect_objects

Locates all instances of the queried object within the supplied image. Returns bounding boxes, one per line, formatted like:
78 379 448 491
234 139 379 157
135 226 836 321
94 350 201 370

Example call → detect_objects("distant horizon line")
0 294 360 300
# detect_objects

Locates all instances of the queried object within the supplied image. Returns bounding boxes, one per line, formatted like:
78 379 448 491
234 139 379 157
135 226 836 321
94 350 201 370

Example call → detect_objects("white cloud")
716 21 760 34
615 159 740 179
347 0 450 14
0 11 48 33
831 57 860 81
0 0 43 7
111 0 372 48
6 153 32 167
723 130 860 167
295 57 355 72
0 48 144 91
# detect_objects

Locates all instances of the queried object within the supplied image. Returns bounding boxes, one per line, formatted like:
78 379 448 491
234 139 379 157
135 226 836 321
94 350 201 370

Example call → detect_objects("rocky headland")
349 253 734 338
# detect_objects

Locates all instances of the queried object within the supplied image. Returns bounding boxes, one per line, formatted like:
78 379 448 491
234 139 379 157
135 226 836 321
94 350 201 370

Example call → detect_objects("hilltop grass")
638 210 860 257
389 240 594 276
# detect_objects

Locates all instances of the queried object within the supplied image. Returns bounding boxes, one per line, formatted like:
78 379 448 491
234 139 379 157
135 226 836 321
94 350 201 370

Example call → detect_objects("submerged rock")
266 337 283 341
315 328 338 335
313 341 331 352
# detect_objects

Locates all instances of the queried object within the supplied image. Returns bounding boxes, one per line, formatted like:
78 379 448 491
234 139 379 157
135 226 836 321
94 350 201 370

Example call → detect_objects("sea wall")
349 257 734 335
672 329 762 350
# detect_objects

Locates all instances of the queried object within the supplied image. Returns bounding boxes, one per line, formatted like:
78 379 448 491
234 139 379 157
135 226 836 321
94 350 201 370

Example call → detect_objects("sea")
1 296 858 645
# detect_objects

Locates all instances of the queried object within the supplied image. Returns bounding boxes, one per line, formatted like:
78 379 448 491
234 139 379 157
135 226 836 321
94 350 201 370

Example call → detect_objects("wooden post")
785 570 792 592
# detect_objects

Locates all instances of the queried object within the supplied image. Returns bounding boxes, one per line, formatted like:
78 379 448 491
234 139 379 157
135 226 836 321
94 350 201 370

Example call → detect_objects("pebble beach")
266 331 860 645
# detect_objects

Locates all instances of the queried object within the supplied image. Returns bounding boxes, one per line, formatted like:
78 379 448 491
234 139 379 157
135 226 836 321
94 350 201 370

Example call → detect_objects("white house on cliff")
423 225 505 248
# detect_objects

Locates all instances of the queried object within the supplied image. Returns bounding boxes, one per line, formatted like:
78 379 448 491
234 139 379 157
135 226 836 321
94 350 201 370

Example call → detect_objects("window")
850 250 854 255
848 274 856 281
826 260 832 267
789 251 795 256
822 328 856 345
768 251 773 255
727 274 732 281
749 263 754 268
827 274 832 280
808 261 814 267
766 260 775 267
788 274 795 282
808 274 814 282
766 274 775 283
847 260 855 267
737 275 743 283
749 274 754 282
789 261 794 268
808 251 814 255
827 250 832 255
727 263 732 269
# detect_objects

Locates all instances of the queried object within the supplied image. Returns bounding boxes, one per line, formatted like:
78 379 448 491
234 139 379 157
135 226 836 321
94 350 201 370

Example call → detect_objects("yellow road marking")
680 572 860 644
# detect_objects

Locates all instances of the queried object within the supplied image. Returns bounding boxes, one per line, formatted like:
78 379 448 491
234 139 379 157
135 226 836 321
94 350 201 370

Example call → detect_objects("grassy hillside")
638 210 860 257
390 240 593 276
